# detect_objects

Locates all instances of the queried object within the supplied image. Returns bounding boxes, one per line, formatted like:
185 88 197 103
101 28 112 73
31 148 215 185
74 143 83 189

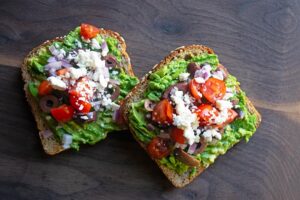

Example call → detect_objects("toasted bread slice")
122 45 261 187
22 27 135 155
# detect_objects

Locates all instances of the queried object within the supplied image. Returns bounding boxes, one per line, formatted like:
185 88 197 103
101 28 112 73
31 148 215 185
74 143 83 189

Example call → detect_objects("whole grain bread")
22 28 135 155
122 45 262 187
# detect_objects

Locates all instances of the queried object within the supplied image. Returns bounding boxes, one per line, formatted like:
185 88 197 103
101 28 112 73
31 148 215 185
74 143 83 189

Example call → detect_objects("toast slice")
122 45 261 187
22 24 138 155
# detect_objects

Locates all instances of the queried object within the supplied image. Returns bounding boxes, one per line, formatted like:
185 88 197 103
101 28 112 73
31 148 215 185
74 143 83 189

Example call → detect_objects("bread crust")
22 28 135 155
122 45 262 187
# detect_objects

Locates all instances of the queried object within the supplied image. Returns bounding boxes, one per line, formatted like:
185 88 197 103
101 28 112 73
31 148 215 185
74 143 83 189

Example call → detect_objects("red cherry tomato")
80 23 100 39
151 99 173 125
170 128 185 144
200 77 226 103
71 77 94 100
38 80 53 96
214 109 238 129
69 90 92 114
147 137 171 159
56 68 68 76
195 104 219 126
50 104 74 122
189 79 202 100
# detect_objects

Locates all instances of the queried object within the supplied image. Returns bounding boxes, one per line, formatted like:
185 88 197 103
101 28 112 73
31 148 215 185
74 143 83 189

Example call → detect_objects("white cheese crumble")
202 129 222 142
179 72 190 81
171 88 199 145
47 76 67 90
194 64 212 84
76 49 105 70
69 67 87 79
195 77 205 84
56 48 66 60
216 100 233 111
214 109 229 125
212 70 224 80
101 42 109 57
223 92 234 100
91 38 101 49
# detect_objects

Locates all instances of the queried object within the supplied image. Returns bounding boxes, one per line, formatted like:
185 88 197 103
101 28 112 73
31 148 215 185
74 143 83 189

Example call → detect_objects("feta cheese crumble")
202 129 222 142
47 76 67 90
171 88 199 144
179 72 190 81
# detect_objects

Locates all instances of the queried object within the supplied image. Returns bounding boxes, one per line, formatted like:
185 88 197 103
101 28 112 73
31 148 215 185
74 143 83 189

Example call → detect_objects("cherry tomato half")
38 80 53 96
69 90 92 114
50 104 74 122
170 128 185 144
200 77 226 103
147 137 171 159
214 109 238 129
151 99 173 125
195 104 219 126
80 23 100 39
189 79 202 100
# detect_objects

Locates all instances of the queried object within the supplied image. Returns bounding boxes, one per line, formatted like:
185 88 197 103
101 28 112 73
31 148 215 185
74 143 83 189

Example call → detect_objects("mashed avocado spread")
27 26 138 150
128 53 257 175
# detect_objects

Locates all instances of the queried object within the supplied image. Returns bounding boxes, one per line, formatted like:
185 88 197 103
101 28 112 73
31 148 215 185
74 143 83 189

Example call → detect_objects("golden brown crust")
22 28 135 155
122 45 261 187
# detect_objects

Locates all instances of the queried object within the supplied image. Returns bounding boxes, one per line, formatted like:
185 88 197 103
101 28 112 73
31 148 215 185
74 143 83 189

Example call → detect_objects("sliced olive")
144 99 156 111
187 62 201 78
174 148 200 167
74 111 97 123
110 84 120 101
104 55 117 68
39 95 59 113
233 108 245 119
52 90 69 104
193 139 207 155
162 82 188 99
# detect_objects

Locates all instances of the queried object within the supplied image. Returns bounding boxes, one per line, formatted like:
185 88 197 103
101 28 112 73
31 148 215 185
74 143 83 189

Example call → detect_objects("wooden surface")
0 0 300 199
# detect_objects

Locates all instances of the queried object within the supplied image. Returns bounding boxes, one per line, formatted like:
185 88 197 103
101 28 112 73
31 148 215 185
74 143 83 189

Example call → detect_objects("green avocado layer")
26 27 138 150
128 54 258 175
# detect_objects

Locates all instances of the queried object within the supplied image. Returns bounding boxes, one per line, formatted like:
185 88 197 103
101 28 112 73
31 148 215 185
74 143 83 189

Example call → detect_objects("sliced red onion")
61 60 73 68
187 143 198 154
101 41 109 56
212 70 224 80
91 101 101 106
158 133 170 139
48 68 57 76
47 56 57 63
194 66 211 81
226 87 233 92
45 61 62 71
103 66 110 79
144 99 156 111
49 45 60 56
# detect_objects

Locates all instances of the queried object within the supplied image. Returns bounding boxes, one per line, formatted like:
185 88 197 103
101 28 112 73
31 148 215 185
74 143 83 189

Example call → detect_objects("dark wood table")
1 0 299 199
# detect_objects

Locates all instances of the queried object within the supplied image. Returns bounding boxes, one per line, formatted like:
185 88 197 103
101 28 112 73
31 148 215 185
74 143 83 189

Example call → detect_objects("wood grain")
0 0 300 199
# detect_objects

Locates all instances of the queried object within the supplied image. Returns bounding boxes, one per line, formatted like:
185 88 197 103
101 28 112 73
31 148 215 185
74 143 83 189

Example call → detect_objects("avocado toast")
122 45 261 187
22 24 138 155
